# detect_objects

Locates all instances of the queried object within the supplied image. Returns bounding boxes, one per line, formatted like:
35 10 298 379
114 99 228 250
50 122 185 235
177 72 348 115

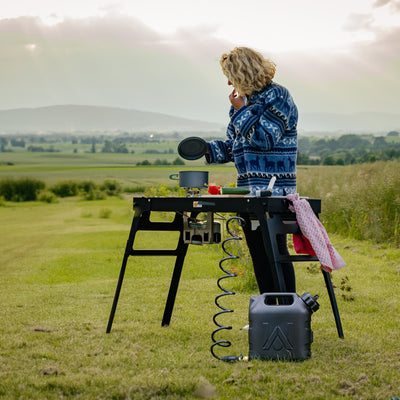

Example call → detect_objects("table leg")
322 270 344 338
106 209 142 333
161 231 189 326
253 209 287 292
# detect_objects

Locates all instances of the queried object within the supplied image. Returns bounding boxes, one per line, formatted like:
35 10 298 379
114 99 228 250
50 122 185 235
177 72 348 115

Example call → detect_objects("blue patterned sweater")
206 82 298 196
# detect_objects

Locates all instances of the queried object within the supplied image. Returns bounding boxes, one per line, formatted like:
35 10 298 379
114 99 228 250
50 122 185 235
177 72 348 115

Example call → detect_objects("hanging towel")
292 232 316 256
286 193 346 273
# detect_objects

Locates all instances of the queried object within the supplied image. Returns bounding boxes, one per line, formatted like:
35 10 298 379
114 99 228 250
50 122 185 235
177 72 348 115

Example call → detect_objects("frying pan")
178 137 208 160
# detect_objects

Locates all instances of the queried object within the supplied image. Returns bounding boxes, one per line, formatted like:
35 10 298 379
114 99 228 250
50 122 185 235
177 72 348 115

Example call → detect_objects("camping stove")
182 186 221 245
183 212 221 245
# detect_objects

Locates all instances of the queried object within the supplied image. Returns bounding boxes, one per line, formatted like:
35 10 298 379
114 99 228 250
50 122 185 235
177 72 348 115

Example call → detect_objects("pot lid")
178 136 207 160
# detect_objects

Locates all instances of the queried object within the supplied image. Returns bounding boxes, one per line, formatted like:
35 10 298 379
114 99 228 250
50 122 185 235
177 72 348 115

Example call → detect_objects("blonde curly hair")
220 47 276 97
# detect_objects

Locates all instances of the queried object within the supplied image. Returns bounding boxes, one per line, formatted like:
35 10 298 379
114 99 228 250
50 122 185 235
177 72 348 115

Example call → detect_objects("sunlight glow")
25 43 37 52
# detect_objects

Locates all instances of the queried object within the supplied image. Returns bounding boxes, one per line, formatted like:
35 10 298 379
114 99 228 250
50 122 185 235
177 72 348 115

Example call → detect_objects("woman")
206 46 298 293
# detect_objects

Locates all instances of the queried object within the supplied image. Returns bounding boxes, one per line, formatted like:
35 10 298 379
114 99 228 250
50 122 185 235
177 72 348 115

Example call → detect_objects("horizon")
1 104 400 135
2 103 400 118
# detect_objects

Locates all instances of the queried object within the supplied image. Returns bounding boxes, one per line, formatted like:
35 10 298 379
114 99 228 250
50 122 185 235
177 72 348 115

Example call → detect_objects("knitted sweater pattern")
206 83 298 195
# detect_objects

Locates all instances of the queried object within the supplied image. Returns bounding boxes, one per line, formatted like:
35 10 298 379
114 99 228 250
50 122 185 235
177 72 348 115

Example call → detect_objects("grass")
297 161 400 245
1 150 400 397
0 197 399 399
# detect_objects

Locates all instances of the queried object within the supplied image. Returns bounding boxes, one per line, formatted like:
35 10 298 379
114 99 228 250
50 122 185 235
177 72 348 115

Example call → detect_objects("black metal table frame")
106 195 344 338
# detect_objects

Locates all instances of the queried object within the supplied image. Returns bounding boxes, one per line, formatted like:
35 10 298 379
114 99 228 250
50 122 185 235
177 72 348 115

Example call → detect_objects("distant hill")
1 105 399 135
0 105 224 134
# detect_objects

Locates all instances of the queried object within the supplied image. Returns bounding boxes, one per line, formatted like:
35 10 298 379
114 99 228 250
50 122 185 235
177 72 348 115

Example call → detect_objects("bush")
82 190 107 201
154 159 170 165
136 160 151 166
78 180 97 194
47 179 122 200
99 180 122 196
144 184 185 197
0 178 45 201
50 181 79 197
124 185 147 193
37 191 58 203
172 157 185 165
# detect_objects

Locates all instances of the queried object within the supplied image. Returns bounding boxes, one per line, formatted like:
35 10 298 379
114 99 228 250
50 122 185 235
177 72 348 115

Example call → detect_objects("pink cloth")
286 193 346 273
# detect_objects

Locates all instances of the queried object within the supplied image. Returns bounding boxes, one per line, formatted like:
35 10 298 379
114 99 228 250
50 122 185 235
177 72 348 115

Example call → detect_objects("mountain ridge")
0 105 224 134
0 105 399 134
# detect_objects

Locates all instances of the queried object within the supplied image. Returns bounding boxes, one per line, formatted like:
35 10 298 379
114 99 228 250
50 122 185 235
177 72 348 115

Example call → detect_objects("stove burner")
185 188 202 197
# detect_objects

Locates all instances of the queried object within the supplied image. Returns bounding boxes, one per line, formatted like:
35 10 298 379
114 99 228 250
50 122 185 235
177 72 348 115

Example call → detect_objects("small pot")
169 170 209 189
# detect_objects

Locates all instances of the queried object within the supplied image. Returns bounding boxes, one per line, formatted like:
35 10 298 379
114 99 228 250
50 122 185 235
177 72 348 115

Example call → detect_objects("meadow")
1 148 399 245
0 149 399 399
0 148 236 188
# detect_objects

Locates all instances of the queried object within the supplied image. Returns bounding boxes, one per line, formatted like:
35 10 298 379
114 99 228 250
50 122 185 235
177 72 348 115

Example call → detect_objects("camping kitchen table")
106 195 343 338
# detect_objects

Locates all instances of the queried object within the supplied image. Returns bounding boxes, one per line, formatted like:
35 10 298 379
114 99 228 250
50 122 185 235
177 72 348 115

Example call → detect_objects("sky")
1 0 400 124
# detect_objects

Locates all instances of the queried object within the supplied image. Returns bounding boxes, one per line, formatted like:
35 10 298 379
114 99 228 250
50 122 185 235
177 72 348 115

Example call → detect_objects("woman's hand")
229 89 245 110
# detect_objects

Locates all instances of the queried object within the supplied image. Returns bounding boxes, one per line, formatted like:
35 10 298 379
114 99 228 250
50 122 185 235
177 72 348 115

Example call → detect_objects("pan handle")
169 173 179 180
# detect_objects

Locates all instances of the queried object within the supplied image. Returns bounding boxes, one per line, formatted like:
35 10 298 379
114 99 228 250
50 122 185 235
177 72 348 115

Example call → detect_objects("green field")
0 149 237 187
0 151 399 399
0 196 399 399
2 149 400 245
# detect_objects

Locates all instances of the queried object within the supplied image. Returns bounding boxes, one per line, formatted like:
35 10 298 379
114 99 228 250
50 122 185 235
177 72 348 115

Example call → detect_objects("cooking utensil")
255 176 277 197
169 170 209 188
178 137 208 160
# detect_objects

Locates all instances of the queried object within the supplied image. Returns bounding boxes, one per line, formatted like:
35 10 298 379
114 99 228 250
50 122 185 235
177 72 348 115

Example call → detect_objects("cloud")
0 14 161 48
342 13 374 31
271 19 400 117
0 10 400 123
275 23 400 80
373 0 400 11
166 25 230 62
373 0 392 7
0 14 231 122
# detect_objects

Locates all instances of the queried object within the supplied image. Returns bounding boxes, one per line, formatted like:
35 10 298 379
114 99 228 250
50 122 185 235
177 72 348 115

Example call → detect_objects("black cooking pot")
169 170 209 189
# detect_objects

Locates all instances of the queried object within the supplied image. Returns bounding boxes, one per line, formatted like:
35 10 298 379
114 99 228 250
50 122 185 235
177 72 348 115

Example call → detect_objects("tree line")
298 132 400 165
2 131 400 165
